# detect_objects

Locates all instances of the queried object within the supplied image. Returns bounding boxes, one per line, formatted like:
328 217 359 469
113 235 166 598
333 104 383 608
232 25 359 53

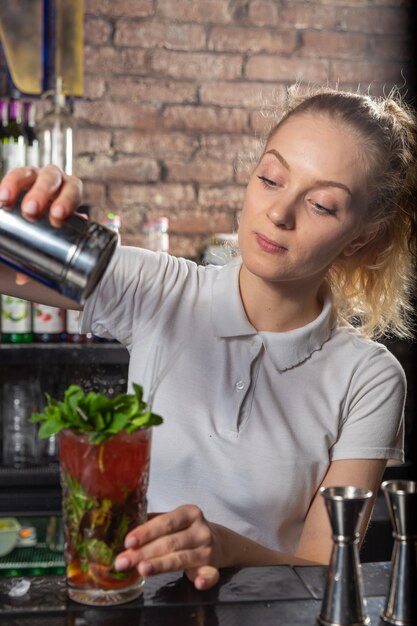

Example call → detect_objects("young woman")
0 86 416 590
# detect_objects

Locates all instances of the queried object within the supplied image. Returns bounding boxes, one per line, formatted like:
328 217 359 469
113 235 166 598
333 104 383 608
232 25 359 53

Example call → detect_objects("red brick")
336 7 408 35
76 129 112 154
198 185 245 211
165 157 234 184
82 75 106 99
85 17 112 45
373 0 408 5
198 134 261 161
247 1 280 26
82 182 108 209
76 155 160 182
330 60 409 84
156 0 233 24
114 131 199 158
75 101 161 129
245 55 329 83
107 78 197 103
168 210 235 234
165 105 249 133
208 26 296 54
301 31 368 60
277 5 337 30
318 0 370 5
84 45 148 74
85 0 154 17
200 81 285 107
109 182 196 211
115 20 206 49
151 50 243 80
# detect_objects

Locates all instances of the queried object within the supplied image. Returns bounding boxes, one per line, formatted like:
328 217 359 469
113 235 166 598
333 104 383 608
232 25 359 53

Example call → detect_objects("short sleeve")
80 246 182 347
330 344 406 463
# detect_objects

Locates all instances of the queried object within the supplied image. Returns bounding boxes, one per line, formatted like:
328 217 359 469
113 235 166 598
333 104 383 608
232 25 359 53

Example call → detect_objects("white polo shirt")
81 246 405 553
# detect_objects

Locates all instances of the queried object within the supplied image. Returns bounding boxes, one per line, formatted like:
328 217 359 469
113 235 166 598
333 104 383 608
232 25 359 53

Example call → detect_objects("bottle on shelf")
1 295 33 343
0 98 8 177
154 216 169 253
2 94 26 173
66 309 93 344
38 76 75 175
23 100 40 168
142 217 169 252
33 303 65 343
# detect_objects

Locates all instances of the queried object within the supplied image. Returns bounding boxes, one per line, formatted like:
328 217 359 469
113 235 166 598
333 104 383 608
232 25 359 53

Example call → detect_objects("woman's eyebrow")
264 148 352 197
264 149 290 170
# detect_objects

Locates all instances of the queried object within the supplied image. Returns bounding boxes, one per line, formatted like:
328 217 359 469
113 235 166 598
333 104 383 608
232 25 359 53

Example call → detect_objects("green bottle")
2 97 26 172
1 295 33 343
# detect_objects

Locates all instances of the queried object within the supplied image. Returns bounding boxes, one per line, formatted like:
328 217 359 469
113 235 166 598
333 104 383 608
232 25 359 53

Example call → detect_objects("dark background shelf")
0 342 129 365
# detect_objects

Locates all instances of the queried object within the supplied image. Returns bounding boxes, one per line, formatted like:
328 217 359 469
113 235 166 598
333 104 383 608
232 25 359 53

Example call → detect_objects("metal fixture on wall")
0 0 84 96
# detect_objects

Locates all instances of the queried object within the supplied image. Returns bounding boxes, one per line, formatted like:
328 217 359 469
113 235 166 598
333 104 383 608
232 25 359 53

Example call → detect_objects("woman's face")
239 112 371 290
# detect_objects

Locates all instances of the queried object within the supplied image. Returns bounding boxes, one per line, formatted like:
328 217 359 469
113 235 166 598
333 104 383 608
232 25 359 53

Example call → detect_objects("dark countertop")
0 561 392 626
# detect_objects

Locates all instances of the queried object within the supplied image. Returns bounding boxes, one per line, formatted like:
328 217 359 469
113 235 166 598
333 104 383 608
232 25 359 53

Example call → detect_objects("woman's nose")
267 199 295 229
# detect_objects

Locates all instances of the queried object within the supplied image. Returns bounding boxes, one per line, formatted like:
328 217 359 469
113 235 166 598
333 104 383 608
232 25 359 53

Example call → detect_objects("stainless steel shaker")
0 195 118 303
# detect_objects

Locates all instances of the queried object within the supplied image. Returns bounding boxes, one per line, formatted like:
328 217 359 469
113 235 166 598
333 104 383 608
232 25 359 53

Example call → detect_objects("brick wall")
19 1 417 258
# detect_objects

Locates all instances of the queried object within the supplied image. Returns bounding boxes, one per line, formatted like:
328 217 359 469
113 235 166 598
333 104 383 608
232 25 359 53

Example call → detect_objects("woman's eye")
310 200 337 216
257 175 276 188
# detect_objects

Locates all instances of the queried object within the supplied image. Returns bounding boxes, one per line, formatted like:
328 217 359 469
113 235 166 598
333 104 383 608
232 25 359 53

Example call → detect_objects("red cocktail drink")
59 427 151 605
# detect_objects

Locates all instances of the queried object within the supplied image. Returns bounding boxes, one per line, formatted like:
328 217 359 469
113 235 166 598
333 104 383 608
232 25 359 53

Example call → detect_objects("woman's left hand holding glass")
114 505 221 590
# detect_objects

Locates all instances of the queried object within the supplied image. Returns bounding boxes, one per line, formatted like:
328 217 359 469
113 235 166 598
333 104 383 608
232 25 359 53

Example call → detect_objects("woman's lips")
255 233 287 254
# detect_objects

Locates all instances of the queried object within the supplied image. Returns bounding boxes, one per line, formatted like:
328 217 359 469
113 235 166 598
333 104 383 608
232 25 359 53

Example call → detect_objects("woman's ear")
342 226 379 257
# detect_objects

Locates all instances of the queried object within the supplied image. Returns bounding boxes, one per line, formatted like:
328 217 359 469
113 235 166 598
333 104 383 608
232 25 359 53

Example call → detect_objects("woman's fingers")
185 565 220 590
0 165 83 225
114 505 220 590
0 166 39 206
125 505 206 549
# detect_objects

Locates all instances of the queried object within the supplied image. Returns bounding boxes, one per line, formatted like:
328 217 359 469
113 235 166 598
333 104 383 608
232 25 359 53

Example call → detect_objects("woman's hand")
114 505 221 591
0 165 82 226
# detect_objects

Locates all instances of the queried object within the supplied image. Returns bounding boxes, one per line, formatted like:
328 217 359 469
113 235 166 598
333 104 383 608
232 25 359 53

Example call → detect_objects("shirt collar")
211 257 334 371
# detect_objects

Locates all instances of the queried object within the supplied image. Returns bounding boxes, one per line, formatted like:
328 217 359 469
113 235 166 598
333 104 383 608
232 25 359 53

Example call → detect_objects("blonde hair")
265 86 417 340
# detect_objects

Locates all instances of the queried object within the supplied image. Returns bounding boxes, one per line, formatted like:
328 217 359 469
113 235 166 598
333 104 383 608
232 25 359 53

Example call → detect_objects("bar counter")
0 561 391 625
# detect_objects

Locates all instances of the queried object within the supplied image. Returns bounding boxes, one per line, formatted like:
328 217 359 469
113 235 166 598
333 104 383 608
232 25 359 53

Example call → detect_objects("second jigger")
318 485 372 626
380 480 417 626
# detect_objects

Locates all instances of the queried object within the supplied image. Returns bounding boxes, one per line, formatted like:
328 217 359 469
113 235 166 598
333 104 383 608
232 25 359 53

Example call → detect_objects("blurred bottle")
2 381 39 467
142 220 154 250
142 217 169 252
33 303 65 343
154 217 169 253
0 99 8 177
101 212 121 234
1 295 33 343
38 76 74 174
66 308 93 344
2 95 26 172
23 100 40 167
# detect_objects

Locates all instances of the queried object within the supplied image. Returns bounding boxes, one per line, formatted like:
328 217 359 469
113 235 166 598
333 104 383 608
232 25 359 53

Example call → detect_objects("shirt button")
236 380 245 391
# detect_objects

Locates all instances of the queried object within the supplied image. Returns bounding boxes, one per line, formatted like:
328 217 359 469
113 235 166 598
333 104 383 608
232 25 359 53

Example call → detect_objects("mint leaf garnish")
29 383 163 443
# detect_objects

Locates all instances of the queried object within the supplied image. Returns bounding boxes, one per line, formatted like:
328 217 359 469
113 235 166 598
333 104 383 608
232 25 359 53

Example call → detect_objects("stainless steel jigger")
380 480 417 626
318 485 372 626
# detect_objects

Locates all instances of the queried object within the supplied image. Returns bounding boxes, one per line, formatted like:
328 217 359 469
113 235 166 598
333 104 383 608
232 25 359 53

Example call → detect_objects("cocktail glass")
58 427 152 606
